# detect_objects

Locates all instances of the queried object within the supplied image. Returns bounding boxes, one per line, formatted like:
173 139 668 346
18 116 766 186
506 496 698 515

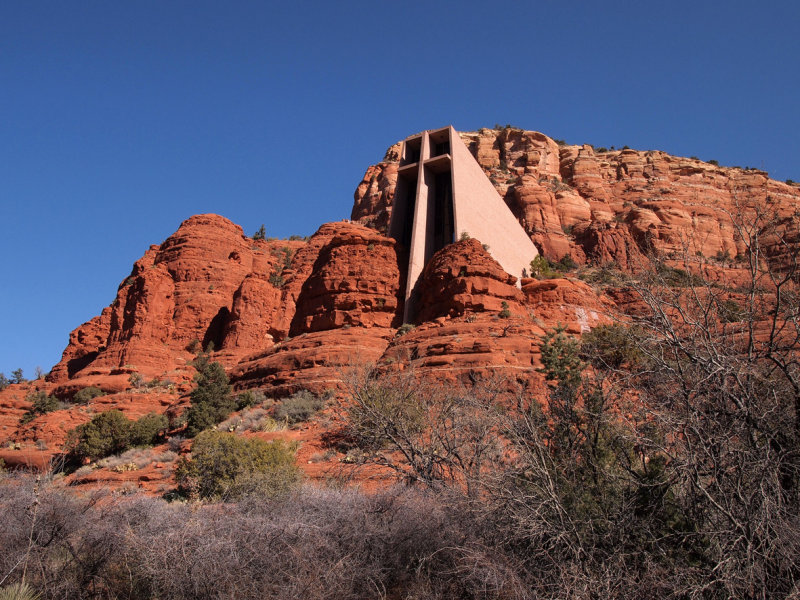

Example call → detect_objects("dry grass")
217 407 286 433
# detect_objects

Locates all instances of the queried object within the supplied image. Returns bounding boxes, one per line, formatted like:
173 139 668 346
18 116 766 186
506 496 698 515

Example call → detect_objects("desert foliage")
1 197 798 598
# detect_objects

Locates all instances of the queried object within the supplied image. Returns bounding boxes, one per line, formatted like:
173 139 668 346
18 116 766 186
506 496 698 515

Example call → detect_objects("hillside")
2 126 799 599
1 126 798 477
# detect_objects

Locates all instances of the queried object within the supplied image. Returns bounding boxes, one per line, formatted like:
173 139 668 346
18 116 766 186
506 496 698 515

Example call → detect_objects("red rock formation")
45 219 403 404
289 223 401 335
5 126 796 488
522 277 614 334
351 161 399 232
0 376 184 470
413 239 525 323
49 215 308 382
382 317 545 388
230 328 392 397
353 128 800 270
219 238 307 352
230 222 402 396
378 243 616 387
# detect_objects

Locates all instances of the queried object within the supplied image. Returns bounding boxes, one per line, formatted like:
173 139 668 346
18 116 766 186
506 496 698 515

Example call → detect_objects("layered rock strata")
3 127 795 476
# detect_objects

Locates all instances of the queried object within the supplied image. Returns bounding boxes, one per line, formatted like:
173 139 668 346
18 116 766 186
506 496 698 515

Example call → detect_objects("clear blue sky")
1 0 798 378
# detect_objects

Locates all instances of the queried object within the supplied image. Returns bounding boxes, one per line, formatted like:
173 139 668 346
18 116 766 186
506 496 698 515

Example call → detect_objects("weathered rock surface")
353 128 800 270
289 223 401 335
383 317 545 388
413 238 525 323
230 328 392 397
0 378 182 468
3 126 797 488
49 215 309 382
522 277 614 334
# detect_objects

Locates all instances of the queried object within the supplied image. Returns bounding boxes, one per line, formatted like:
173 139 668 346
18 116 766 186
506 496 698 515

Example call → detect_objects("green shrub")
0 373 9 390
68 410 169 462
73 386 105 404
556 255 577 271
530 256 559 279
185 355 235 437
130 413 168 446
578 262 626 286
252 224 266 240
236 389 267 410
273 390 326 425
19 391 62 424
719 298 744 323
11 369 25 384
68 410 132 462
538 326 583 389
656 263 703 287
175 430 301 499
580 324 643 369
714 249 731 263
499 301 511 319
396 323 415 337
31 391 60 412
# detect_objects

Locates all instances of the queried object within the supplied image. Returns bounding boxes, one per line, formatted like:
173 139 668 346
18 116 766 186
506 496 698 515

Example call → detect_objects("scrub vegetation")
1 199 798 599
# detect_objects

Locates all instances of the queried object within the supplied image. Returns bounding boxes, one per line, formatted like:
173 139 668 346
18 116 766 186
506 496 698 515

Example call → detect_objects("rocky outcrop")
351 161 399 232
382 318 545 388
230 222 402 396
522 277 614 334
45 219 403 399
230 328 392 397
49 215 310 382
413 239 525 323
289 223 402 335
7 126 795 482
353 128 800 270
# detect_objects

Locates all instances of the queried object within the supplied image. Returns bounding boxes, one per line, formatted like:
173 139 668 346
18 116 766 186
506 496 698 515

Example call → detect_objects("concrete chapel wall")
448 126 539 285
391 126 540 322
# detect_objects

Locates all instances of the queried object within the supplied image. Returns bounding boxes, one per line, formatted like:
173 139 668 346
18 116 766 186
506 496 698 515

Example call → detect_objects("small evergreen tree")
73 386 105 404
175 430 301 499
529 256 557 279
498 301 511 319
19 391 61 424
68 410 132 462
185 354 235 437
130 413 168 446
252 224 266 240
11 368 25 384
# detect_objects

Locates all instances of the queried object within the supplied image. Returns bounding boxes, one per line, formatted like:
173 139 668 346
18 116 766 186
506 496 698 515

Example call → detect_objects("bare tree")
342 365 506 497
624 196 800 597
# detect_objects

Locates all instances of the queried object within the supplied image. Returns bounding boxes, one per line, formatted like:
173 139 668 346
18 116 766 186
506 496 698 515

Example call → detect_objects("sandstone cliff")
2 126 797 480
353 127 800 270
